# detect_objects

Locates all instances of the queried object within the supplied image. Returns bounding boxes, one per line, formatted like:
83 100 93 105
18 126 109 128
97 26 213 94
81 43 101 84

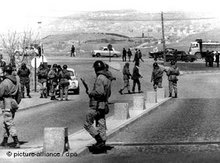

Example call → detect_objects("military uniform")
37 64 48 98
119 63 131 94
17 63 31 98
0 66 21 148
84 61 111 153
167 62 180 98
48 65 58 100
132 64 142 93
59 65 71 101
151 63 164 91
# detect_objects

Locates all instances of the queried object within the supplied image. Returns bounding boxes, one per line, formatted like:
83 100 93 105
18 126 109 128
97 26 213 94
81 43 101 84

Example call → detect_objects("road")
0 57 155 147
64 73 220 163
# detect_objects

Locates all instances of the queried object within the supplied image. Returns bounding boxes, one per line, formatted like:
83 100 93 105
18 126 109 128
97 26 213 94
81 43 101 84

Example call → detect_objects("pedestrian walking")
127 48 132 62
17 63 31 98
0 65 21 148
70 45 76 57
166 60 180 98
122 48 127 62
151 62 164 91
131 62 143 93
84 60 111 154
58 65 71 101
48 64 58 100
37 63 48 98
119 62 131 94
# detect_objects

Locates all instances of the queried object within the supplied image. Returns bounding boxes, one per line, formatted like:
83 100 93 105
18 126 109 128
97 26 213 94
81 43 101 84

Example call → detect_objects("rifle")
80 78 89 95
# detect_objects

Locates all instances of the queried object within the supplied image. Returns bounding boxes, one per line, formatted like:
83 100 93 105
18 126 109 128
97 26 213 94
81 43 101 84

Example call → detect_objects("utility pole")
161 12 166 64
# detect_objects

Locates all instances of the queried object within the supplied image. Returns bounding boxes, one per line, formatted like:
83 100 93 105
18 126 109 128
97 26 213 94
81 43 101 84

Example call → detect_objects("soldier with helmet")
84 60 112 154
151 62 164 91
17 63 31 98
37 63 48 98
58 65 71 101
119 62 131 94
166 60 180 98
0 65 21 148
48 64 58 100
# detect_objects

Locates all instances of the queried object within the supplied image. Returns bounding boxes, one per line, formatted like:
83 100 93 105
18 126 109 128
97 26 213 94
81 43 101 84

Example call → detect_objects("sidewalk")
0 92 54 115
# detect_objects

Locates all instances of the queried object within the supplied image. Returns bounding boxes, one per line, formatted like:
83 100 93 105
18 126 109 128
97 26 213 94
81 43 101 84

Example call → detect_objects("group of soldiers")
119 60 180 98
205 51 220 67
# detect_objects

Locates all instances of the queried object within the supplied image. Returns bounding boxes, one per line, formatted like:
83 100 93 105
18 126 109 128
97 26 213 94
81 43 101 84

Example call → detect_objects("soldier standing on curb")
37 64 48 98
0 65 21 148
151 62 164 91
58 65 71 101
119 62 131 94
167 60 180 98
131 62 143 93
48 64 58 100
84 60 111 154
17 63 31 98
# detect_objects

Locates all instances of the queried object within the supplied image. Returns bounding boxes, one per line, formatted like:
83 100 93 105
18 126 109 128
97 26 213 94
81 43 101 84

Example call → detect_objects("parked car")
91 47 121 57
56 68 80 95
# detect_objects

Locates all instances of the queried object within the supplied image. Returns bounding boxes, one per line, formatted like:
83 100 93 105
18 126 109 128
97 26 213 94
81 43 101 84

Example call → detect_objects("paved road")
65 73 220 163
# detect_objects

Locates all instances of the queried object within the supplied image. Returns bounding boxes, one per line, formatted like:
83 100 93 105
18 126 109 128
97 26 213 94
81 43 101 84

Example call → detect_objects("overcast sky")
1 0 220 32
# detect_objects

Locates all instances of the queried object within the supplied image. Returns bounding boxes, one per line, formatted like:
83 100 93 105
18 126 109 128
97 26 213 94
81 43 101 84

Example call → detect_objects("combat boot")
89 134 106 154
169 93 172 97
27 94 31 98
12 136 20 148
0 137 8 147
174 93 178 98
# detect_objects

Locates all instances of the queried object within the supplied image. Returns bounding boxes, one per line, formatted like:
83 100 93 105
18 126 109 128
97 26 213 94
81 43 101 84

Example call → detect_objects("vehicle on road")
56 68 80 95
149 48 197 62
91 47 121 57
189 39 220 59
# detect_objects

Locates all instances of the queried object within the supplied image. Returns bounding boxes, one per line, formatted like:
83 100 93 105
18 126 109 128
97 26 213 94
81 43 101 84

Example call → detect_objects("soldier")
216 51 220 67
133 49 144 66
151 62 164 91
122 48 127 62
119 62 131 94
84 60 111 154
127 48 132 62
167 60 180 98
17 63 31 98
0 54 6 68
70 45 76 57
37 63 48 98
131 62 143 93
58 65 71 101
0 65 21 148
48 64 58 100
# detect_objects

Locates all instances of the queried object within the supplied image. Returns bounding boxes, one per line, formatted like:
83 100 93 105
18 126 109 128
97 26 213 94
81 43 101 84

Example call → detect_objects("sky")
1 0 220 32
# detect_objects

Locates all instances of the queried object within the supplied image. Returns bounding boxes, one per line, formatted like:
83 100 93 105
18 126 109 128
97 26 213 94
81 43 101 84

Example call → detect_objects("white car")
91 47 121 57
56 68 80 95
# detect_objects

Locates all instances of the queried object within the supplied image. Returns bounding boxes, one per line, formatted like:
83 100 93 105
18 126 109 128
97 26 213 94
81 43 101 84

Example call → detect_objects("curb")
73 97 171 156
182 70 220 75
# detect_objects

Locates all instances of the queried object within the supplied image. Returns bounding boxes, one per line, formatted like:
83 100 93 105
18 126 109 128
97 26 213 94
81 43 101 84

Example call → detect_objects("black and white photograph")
1 0 220 162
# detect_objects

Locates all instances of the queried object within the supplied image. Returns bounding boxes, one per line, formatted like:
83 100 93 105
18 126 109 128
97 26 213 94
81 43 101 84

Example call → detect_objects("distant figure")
119 63 131 94
71 45 76 57
127 48 132 62
216 51 219 67
133 49 144 66
151 62 164 91
122 48 127 62
131 62 143 93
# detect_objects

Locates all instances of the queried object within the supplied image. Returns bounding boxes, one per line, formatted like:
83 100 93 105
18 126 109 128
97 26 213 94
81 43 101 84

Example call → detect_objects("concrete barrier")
43 127 69 154
146 91 157 103
113 103 130 120
132 95 145 110
157 88 165 100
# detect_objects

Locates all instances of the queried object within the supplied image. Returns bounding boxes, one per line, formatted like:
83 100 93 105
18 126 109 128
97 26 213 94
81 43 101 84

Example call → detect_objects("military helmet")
93 60 105 71
63 64 68 69
4 65 13 73
153 62 158 68
171 60 176 65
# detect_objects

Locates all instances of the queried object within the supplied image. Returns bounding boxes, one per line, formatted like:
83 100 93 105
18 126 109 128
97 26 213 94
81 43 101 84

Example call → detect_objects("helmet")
171 60 176 65
153 62 158 68
52 64 57 68
63 65 68 69
4 65 13 73
93 60 105 72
